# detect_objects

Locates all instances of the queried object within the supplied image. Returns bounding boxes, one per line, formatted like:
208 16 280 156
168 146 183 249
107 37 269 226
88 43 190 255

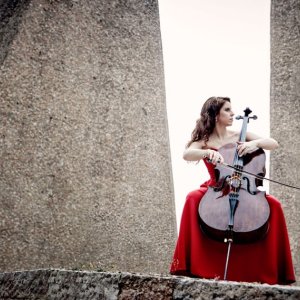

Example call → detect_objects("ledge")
0 269 299 299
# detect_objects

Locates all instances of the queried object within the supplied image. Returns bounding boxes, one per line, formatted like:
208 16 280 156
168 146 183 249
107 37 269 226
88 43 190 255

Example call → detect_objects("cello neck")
239 115 249 143
234 107 256 168
237 107 252 143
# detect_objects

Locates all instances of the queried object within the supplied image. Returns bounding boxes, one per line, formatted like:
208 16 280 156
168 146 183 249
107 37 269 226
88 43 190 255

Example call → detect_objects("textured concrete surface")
270 0 300 284
0 0 177 273
1 270 300 299
0 0 31 64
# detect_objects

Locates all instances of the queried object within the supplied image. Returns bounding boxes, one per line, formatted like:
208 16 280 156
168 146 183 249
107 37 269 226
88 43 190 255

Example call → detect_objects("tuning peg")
235 115 243 120
250 115 257 120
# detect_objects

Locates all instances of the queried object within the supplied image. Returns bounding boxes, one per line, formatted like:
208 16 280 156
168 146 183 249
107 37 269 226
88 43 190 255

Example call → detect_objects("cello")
198 108 270 278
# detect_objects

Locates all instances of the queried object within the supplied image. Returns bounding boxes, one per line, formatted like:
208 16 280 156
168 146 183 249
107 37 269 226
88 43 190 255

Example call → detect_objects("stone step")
0 269 299 299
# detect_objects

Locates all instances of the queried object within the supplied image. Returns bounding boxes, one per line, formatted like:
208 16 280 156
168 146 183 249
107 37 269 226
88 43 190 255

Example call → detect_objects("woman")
170 96 295 284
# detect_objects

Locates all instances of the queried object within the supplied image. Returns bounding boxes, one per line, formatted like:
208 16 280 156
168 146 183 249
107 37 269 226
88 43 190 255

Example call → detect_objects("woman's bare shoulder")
188 141 206 149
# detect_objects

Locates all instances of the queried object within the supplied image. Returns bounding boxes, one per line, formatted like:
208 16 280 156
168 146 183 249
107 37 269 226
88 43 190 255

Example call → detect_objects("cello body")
198 110 270 244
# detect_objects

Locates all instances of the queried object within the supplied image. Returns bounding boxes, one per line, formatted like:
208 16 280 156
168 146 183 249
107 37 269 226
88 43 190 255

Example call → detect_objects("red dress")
170 159 295 285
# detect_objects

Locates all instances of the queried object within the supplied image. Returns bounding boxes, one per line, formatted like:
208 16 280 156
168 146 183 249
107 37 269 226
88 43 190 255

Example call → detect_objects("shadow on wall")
0 0 31 65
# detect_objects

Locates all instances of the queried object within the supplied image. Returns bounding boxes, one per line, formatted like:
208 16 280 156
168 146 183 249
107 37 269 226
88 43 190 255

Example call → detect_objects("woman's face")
217 101 234 126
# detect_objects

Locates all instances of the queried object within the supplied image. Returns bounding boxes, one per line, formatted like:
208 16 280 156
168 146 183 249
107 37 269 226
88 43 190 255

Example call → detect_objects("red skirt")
170 181 295 285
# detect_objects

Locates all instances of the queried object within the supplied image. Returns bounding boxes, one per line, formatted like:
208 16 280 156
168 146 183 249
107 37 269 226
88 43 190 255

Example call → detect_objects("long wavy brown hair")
186 96 231 148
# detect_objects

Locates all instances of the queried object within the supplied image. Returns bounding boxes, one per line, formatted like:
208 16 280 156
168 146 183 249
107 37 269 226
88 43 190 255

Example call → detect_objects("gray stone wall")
1 270 300 299
0 0 177 273
270 0 300 283
0 0 30 64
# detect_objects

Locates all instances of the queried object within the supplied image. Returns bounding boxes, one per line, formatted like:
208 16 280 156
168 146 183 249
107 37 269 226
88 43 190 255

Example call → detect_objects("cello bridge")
228 174 242 190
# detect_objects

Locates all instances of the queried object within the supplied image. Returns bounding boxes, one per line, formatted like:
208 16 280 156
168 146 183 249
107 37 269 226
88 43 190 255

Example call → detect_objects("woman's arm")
237 132 279 156
246 131 279 150
183 141 224 164
183 141 207 161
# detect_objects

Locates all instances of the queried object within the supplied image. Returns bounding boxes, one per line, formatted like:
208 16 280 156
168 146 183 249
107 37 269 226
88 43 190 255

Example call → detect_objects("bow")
213 160 300 191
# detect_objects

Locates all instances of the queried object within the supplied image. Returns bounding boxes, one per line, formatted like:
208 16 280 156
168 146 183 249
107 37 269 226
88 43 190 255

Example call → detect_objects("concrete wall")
1 270 300 299
0 0 177 273
270 0 300 283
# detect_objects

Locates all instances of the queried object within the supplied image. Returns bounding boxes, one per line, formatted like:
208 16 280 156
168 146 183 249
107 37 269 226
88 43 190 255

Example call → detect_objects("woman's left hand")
237 141 258 156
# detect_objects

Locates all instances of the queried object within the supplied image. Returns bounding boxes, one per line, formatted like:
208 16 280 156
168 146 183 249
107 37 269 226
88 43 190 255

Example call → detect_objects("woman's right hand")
204 149 224 165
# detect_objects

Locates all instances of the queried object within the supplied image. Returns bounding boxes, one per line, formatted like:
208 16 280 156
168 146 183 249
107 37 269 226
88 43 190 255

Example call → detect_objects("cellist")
170 96 295 284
